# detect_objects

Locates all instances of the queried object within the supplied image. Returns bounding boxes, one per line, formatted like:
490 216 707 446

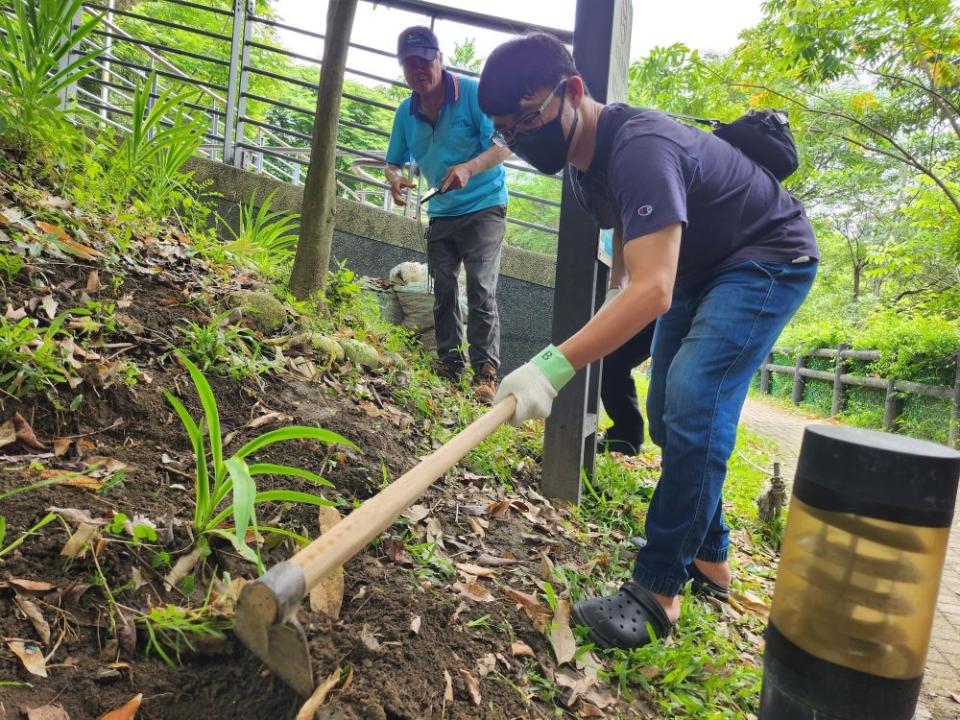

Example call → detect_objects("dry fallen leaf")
410 615 422 635
443 669 454 704
503 587 550 632
466 516 487 538
309 506 345 619
2 578 55 592
510 641 535 657
164 547 201 591
487 499 511 518
360 625 382 652
554 666 599 706
52 437 71 457
40 468 101 490
13 411 46 449
8 640 48 677
27 705 70 720
580 701 605 717
98 693 142 720
295 667 341 720
549 599 577 665
47 506 107 526
0 418 16 448
730 590 770 620
36 221 103 261
401 504 431 524
40 294 58 320
15 594 51 644
476 552 517 567
60 522 100 559
454 580 495 603
476 653 497 678
455 562 495 578
459 668 482 706
86 269 100 294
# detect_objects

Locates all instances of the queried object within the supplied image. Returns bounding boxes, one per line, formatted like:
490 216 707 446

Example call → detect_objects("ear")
566 75 587 109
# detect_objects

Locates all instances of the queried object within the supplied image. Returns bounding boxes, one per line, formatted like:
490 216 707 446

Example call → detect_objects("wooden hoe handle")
291 396 517 590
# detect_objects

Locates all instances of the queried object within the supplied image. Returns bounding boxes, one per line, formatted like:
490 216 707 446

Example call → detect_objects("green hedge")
757 313 958 444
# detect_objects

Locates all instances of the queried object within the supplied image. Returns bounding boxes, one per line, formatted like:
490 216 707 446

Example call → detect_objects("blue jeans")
634 259 818 596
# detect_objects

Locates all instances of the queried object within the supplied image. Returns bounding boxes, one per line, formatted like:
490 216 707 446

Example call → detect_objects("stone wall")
186 157 556 373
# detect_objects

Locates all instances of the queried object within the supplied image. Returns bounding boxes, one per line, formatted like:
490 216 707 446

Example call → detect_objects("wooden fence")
757 344 960 448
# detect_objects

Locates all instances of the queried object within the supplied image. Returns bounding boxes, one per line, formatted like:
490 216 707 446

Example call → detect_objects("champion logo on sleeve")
637 204 654 217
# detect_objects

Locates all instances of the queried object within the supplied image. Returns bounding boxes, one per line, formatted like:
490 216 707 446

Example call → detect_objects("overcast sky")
272 0 763 85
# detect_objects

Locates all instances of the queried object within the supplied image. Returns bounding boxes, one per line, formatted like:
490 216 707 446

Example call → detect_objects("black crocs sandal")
687 562 730 601
571 581 673 650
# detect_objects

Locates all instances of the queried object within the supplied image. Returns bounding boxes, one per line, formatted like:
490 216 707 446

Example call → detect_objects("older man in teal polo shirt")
385 26 511 404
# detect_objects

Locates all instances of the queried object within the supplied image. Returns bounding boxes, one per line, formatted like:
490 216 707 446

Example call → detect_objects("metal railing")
59 0 567 249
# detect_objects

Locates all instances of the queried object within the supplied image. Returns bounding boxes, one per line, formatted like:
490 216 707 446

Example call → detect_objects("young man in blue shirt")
478 34 818 649
385 27 512 404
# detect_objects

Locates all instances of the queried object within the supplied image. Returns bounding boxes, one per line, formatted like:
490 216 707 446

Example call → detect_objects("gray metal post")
57 7 85 110
233 1 255 168
223 0 248 166
100 0 116 119
146 62 158 139
541 0 632 503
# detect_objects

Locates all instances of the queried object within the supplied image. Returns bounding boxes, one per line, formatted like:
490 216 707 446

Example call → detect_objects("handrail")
63 0 565 244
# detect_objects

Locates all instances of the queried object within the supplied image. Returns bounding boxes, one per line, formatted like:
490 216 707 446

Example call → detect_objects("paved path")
740 395 960 719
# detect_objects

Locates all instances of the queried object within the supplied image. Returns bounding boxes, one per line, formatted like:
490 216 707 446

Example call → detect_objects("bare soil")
0 220 613 719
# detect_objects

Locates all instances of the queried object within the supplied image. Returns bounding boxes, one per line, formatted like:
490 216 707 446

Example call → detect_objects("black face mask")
511 86 578 176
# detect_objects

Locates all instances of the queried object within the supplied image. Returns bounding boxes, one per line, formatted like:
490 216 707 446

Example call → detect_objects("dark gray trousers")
426 205 506 370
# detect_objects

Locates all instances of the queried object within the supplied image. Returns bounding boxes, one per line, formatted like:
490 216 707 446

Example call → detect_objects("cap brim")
398 46 438 63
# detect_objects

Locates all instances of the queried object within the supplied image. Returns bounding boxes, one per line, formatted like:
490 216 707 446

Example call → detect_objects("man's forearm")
465 145 512 176
609 228 626 290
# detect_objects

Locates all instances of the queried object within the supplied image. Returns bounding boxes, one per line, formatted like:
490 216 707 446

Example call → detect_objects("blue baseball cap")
397 26 440 64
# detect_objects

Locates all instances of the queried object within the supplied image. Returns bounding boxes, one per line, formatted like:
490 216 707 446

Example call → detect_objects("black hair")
478 33 580 116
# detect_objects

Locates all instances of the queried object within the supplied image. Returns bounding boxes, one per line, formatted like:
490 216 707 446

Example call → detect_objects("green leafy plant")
140 601 231 666
103 75 206 217
326 258 362 308
0 250 24 282
163 352 356 569
224 190 300 278
0 313 76 399
176 311 279 380
0 0 102 157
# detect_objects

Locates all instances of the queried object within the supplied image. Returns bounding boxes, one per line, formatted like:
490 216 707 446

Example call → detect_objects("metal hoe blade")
234 561 315 697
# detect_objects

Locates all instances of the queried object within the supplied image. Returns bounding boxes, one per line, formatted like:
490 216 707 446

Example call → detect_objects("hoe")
234 397 516 697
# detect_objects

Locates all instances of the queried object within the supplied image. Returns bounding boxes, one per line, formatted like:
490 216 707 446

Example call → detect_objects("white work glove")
600 287 620 311
494 345 575 426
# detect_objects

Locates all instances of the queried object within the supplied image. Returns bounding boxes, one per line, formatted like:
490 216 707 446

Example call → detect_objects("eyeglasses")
492 79 566 148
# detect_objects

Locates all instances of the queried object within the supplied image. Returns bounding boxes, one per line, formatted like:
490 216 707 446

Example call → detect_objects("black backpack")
678 109 799 182
572 105 799 228
585 105 799 183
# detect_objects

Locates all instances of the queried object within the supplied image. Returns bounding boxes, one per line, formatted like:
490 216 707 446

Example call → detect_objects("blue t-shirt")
574 105 818 285
386 72 508 218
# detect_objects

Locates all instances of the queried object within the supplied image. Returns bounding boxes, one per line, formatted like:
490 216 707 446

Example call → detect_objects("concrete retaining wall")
186 157 556 373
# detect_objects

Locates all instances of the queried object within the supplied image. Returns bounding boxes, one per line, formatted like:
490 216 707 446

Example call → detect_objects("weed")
0 0 102 162
224 190 299 279
0 249 24 282
163 352 356 570
406 539 455 583
326 259 362 309
176 311 280 380
0 512 57 559
140 601 231 666
0 313 76 399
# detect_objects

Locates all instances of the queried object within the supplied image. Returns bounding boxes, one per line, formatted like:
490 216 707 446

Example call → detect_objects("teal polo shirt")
386 71 508 218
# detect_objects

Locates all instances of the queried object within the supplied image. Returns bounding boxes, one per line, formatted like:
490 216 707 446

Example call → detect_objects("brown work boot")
473 362 498 405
